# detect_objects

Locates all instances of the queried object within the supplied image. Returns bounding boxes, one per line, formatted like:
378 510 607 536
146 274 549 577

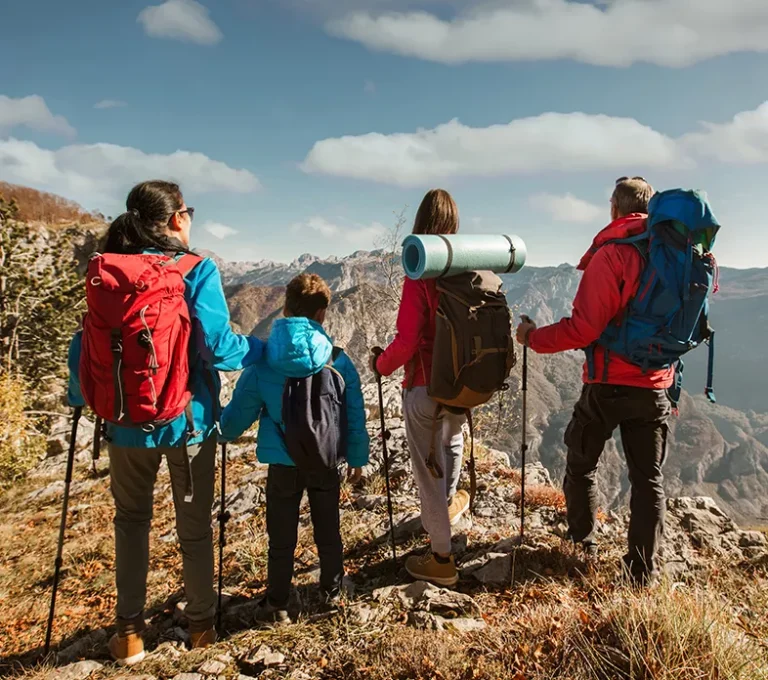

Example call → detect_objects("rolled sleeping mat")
402 233 527 280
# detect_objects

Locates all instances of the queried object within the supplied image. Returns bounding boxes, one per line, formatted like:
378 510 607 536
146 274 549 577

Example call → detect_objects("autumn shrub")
0 373 44 485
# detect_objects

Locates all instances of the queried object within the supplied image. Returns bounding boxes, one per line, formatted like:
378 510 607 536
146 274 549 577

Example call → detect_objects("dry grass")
2 445 768 680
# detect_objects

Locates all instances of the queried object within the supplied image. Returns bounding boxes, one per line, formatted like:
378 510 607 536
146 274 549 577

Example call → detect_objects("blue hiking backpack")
586 188 721 408
279 346 348 473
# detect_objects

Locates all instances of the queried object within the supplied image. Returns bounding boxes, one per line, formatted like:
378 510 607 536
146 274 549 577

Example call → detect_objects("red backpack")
79 252 202 428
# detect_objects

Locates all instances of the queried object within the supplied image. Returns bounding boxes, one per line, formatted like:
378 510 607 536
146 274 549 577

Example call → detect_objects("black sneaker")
252 597 291 626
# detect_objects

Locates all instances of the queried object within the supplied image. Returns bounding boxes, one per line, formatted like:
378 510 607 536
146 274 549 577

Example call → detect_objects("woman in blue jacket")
68 180 262 664
220 273 369 624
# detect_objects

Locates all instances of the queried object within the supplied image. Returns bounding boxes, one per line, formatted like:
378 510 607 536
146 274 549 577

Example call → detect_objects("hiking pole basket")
217 442 230 632
375 368 397 564
44 405 82 655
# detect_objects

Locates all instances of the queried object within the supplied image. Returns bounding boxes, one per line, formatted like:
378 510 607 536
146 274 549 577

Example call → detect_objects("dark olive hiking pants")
109 437 217 625
563 384 671 581
265 464 344 609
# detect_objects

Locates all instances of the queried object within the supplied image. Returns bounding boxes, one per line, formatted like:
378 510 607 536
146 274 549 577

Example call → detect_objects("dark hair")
104 180 190 254
284 273 332 319
412 189 459 235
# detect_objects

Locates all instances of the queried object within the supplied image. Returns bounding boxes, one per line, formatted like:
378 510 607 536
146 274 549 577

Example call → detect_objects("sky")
2 0 768 268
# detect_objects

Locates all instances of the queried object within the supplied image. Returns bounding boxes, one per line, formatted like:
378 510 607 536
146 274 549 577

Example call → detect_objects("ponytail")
104 180 192 255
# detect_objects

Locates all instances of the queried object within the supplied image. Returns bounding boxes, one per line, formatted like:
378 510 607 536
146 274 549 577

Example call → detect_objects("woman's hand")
347 467 363 484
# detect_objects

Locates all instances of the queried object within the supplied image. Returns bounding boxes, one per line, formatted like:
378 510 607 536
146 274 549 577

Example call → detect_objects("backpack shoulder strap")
174 253 204 277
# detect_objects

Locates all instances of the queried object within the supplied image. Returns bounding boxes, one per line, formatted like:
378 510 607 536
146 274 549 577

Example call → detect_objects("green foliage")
0 192 84 388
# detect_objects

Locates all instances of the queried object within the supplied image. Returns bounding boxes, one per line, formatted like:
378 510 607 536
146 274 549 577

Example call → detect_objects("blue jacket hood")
266 317 333 378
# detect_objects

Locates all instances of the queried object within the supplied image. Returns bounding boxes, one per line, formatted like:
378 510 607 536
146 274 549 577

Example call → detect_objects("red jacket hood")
577 214 648 271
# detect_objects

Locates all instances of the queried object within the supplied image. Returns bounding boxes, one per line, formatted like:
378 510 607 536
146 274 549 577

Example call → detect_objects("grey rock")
355 494 386 511
522 461 553 487
27 479 95 501
47 661 103 680
739 531 767 547
445 617 488 633
409 611 446 630
199 659 228 675
346 603 377 625
55 628 108 664
472 553 512 586
485 449 512 467
373 581 480 616
242 645 286 671
112 675 156 680
215 483 262 520
172 675 204 680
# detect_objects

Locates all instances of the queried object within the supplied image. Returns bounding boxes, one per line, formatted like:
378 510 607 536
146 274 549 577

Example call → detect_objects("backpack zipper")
110 329 126 422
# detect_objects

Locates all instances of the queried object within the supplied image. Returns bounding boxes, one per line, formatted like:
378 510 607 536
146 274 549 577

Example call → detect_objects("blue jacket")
67 253 263 448
220 317 370 468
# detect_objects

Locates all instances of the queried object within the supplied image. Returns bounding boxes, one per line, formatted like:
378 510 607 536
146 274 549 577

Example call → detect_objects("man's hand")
369 346 384 376
516 315 537 346
347 467 363 484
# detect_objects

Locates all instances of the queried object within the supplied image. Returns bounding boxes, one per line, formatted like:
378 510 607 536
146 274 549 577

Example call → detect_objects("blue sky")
2 0 768 268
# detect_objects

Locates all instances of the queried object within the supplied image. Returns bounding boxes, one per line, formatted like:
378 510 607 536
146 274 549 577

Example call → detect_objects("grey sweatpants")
108 436 217 624
403 386 465 555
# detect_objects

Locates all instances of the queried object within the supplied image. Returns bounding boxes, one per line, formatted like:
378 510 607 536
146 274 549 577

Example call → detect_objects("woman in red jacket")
371 189 467 587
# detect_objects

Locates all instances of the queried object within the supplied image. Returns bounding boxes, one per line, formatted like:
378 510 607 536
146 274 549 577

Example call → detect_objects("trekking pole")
91 416 102 477
216 442 230 632
373 349 397 564
520 317 531 541
44 405 82 655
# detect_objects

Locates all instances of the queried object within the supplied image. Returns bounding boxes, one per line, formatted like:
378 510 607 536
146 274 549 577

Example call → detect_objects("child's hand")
347 467 363 484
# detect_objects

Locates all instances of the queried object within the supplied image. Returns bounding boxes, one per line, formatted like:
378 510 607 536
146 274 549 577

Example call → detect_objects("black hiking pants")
563 384 671 581
265 464 344 608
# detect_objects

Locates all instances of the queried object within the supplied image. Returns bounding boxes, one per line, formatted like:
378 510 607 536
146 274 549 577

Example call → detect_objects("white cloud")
296 216 387 246
204 221 239 239
530 193 605 223
327 0 768 67
302 100 768 186
680 101 768 164
0 137 261 210
138 0 222 45
0 95 75 138
95 100 127 110
364 79 377 95
301 112 684 187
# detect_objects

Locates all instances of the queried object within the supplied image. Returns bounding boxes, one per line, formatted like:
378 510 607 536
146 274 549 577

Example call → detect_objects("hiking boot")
252 597 292 626
405 552 459 587
189 617 217 649
109 614 146 666
448 490 471 526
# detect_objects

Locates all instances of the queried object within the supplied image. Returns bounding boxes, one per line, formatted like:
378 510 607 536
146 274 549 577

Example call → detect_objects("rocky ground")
2 404 768 679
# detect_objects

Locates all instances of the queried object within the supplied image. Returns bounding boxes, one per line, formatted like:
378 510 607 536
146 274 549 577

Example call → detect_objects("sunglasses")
170 207 195 223
615 176 647 185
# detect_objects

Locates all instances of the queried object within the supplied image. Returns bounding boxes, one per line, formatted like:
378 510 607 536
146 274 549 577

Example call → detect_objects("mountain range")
202 247 768 525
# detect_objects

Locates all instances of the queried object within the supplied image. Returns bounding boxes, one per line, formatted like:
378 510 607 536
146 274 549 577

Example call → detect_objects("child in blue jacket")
220 273 369 622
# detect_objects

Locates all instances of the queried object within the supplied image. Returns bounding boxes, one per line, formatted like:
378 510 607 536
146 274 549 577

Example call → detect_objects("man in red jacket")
516 177 672 585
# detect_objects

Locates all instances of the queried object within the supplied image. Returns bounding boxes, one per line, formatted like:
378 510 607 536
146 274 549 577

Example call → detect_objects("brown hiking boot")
189 617 217 649
405 552 459 587
448 490 470 526
109 614 146 666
